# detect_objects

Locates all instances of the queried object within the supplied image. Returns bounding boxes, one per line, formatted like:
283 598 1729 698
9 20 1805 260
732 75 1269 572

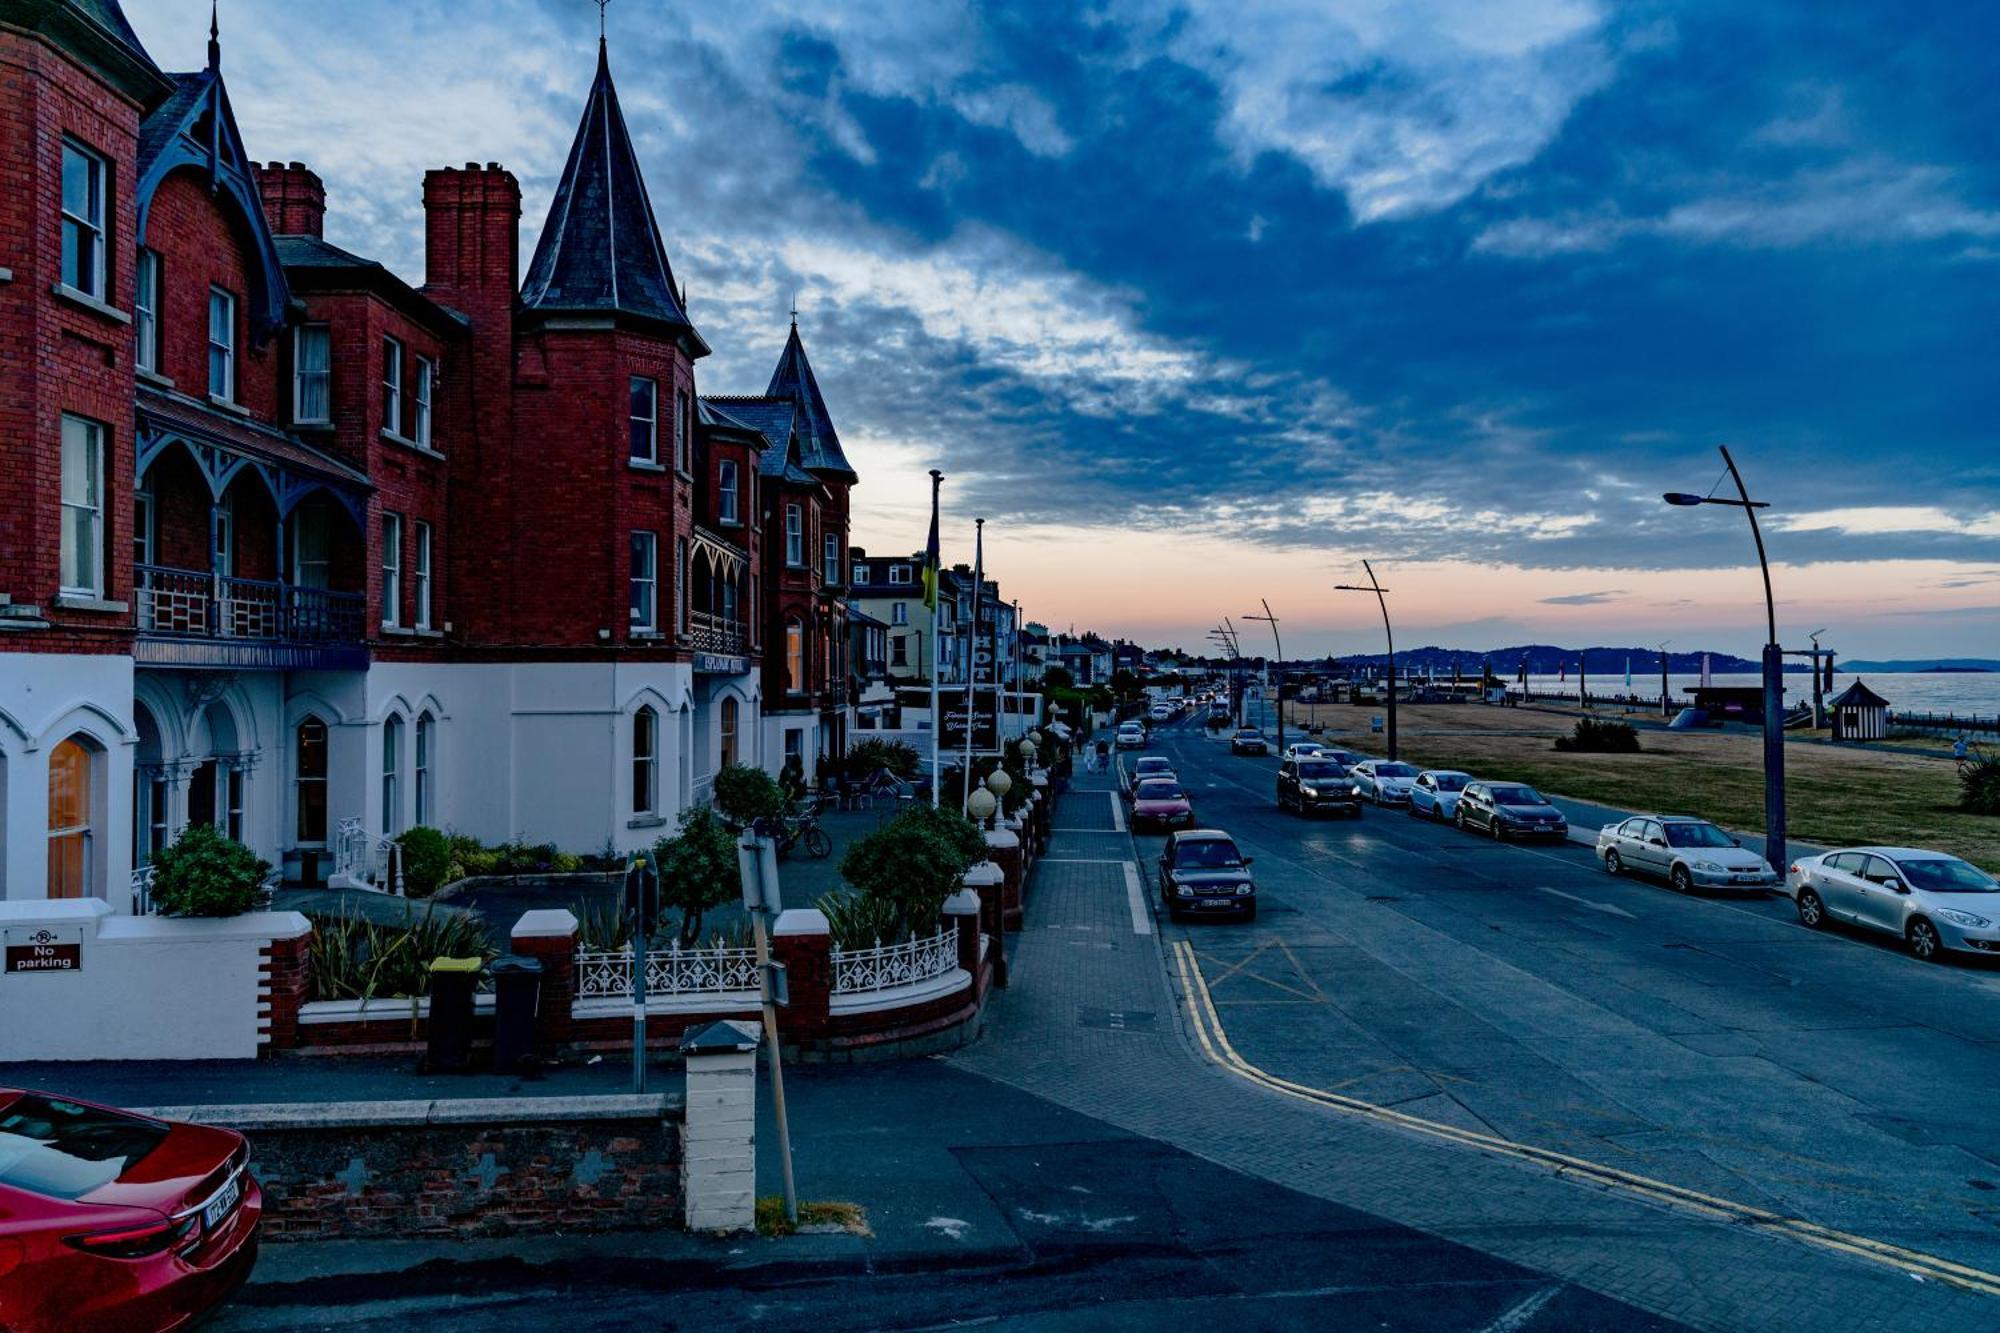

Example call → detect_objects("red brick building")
0 1 861 906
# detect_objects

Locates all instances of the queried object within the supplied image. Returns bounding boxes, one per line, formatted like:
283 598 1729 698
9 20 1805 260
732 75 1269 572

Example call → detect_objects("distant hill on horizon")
1837 658 2000 673
1325 644 1765 675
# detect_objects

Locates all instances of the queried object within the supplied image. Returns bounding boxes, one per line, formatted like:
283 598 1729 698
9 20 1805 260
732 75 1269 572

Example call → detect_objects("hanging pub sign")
5 925 82 974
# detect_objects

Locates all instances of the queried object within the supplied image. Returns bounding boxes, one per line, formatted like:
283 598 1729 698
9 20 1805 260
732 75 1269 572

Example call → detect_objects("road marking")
1479 1285 1559 1333
1122 861 1152 936
1169 939 2000 1298
1535 886 1636 919
1041 858 1132 865
1051 827 1126 834
1108 790 1126 834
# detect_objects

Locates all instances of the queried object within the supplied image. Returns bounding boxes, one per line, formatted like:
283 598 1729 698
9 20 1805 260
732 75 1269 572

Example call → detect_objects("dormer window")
889 564 913 585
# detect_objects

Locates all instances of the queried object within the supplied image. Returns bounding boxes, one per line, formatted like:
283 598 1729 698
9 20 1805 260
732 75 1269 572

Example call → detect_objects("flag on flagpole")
926 471 943 807
922 493 941 613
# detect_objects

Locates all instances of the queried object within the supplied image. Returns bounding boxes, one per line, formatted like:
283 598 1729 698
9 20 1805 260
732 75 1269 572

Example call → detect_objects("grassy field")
1284 701 2000 871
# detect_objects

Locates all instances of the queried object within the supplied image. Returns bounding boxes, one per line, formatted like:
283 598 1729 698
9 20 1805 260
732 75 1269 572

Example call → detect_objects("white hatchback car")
1406 770 1471 821
1787 847 2000 961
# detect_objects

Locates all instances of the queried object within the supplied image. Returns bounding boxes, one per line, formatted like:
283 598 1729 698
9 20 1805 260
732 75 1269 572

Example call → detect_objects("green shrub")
819 890 904 949
845 738 921 780
713 763 788 827
840 804 986 937
305 902 493 1001
1554 718 1642 754
394 826 454 898
550 850 584 874
147 824 271 918
577 896 630 952
1960 757 2000 816
652 806 741 946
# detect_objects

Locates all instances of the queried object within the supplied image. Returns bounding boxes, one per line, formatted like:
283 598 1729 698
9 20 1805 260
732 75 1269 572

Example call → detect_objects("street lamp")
1660 445 1785 872
1244 599 1285 757
1334 560 1397 760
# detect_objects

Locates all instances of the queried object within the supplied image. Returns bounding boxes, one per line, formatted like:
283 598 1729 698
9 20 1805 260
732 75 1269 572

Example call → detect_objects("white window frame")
381 715 403 836
412 355 434 447
889 564 913 585
293 323 331 423
718 459 740 524
207 287 237 401
381 336 402 436
413 520 433 629
786 622 804 693
414 713 434 827
674 389 690 472
59 414 105 597
785 504 803 566
629 376 657 463
381 512 403 629
892 602 908 626
676 537 689 635
824 532 840 585
134 248 160 373
632 706 658 814
629 531 657 630
851 562 868 585
60 140 106 298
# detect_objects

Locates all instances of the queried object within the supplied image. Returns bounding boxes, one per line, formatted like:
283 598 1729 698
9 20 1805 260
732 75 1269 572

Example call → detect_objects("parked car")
1787 848 2000 961
1350 760 1419 805
1277 758 1363 817
1116 723 1147 750
1406 770 1471 821
1315 747 1364 769
1229 728 1268 756
1132 777 1196 830
0 1089 261 1333
1457 782 1568 841
1157 829 1257 921
1124 755 1176 796
1148 704 1172 722
1281 742 1326 763
1597 815 1777 893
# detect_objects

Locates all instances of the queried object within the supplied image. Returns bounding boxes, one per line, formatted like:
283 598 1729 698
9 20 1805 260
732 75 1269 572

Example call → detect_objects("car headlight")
1176 885 1193 898
1937 908 1991 929
1300 785 1319 797
1349 784 1363 796
1235 884 1252 896
1693 860 1726 873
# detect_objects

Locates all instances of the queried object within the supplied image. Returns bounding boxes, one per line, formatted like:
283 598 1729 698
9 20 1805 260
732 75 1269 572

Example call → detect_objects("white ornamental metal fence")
573 942 761 1001
831 927 958 996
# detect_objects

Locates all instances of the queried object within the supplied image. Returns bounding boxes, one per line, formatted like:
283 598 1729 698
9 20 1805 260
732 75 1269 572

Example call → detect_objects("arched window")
720 697 739 769
414 713 434 827
786 622 804 694
134 703 166 865
381 715 403 835
48 737 95 899
296 717 328 842
632 707 658 815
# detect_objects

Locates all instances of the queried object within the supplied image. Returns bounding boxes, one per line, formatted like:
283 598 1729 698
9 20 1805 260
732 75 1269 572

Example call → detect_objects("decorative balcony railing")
136 564 366 644
831 927 958 995
687 610 745 656
574 942 761 1001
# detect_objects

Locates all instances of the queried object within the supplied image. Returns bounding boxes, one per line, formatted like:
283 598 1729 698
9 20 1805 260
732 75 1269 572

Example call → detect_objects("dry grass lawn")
1285 701 2000 871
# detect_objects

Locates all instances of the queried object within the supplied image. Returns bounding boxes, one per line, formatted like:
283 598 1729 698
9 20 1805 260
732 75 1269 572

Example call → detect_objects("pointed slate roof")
521 40 709 355
765 320 857 483
701 396 819 485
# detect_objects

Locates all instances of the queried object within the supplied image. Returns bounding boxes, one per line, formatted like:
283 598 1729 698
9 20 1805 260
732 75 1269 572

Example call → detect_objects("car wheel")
1796 887 1826 929
1605 849 1623 876
1908 917 1944 962
1670 865 1693 895
1456 809 1469 833
1490 816 1504 841
1405 800 1421 819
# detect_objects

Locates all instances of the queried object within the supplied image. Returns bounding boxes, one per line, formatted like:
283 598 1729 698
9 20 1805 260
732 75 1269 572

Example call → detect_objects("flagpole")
963 519 984 815
928 470 943 808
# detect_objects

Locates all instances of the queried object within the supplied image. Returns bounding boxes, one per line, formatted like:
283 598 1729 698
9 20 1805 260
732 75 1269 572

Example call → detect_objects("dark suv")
1457 782 1569 842
1158 830 1257 921
1277 758 1362 817
1229 728 1268 756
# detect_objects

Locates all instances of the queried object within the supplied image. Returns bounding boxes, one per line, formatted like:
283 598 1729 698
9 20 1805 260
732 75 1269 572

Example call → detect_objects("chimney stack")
254 161 325 238
422 164 522 308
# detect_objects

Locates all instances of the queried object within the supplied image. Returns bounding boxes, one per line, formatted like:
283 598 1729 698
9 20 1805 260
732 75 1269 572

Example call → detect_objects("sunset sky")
124 0 2000 660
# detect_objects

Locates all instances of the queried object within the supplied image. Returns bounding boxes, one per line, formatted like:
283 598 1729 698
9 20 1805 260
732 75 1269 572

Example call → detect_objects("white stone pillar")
681 1018 761 1233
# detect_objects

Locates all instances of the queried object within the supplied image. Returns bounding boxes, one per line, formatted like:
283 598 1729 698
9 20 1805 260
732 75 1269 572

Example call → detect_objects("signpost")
5 926 82 973
623 857 659 1094
738 827 799 1225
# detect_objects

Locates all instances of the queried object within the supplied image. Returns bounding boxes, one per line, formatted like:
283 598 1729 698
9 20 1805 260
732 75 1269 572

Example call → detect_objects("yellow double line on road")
1170 939 2000 1298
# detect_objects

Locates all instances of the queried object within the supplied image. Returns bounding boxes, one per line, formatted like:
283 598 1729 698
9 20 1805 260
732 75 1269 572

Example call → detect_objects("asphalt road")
1129 712 2000 1281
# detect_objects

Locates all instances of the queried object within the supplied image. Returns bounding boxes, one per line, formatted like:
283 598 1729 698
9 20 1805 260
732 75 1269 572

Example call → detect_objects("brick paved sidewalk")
951 758 1995 1332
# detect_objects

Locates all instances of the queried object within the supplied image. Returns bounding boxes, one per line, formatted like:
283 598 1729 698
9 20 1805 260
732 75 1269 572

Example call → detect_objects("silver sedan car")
1406 770 1470 821
1350 759 1420 805
1596 815 1778 893
1788 848 2000 961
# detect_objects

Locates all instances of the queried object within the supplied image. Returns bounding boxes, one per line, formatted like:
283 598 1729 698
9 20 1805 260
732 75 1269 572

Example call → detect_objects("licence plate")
202 1175 241 1230
1200 898 1237 909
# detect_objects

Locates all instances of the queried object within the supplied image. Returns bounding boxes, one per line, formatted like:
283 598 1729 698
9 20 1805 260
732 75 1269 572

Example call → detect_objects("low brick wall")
142 1097 681 1241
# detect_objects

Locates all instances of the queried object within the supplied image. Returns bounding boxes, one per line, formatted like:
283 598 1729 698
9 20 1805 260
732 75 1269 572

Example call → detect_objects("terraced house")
0 0 862 905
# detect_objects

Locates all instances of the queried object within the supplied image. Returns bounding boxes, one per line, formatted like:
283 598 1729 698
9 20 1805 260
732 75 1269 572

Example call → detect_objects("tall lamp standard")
1663 444 1785 872
1335 560 1397 761
1244 600 1285 757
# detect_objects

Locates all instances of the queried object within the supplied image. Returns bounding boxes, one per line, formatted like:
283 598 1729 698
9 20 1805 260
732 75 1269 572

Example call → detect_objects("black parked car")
1276 758 1362 817
1230 728 1269 756
1158 829 1257 922
1457 782 1569 842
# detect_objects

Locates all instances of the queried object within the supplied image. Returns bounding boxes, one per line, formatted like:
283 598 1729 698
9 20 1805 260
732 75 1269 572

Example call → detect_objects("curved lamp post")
1663 444 1785 872
1244 598 1285 757
1335 561 1397 760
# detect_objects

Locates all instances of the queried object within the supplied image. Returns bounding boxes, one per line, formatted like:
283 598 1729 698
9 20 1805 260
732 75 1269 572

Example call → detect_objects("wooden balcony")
135 564 368 670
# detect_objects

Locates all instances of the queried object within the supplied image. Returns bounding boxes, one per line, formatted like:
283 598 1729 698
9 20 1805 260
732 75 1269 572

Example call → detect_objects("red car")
1132 777 1196 830
0 1089 260 1332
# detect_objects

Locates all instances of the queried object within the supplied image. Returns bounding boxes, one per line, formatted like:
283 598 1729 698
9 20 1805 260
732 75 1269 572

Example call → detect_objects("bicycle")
773 797 832 859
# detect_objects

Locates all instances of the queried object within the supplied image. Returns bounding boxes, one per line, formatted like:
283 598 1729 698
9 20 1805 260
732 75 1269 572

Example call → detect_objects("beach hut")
1830 679 1890 741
